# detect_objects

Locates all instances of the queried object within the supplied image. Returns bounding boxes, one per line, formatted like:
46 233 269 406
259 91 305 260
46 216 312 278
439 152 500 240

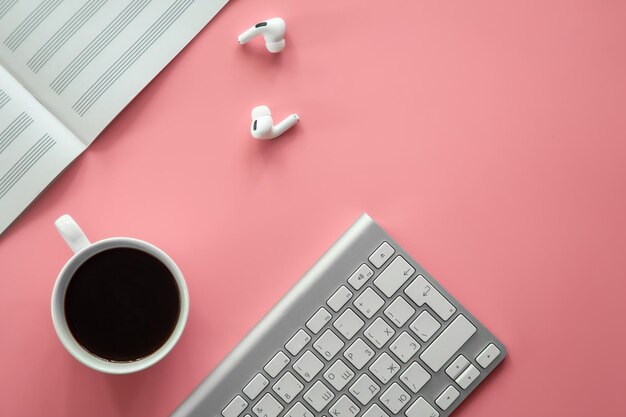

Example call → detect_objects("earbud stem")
238 27 258 44
273 114 299 136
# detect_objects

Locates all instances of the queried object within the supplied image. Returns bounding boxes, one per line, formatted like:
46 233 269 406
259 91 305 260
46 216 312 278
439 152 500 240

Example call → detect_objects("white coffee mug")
51 214 189 374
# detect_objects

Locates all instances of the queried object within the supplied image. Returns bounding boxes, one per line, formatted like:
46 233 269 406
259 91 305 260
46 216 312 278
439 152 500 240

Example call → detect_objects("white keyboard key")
223 396 248 417
455 364 480 389
348 264 374 290
435 386 459 411
384 296 415 327
264 351 290 378
389 332 420 363
303 381 335 412
399 362 431 394
363 404 389 417
410 311 441 342
354 288 385 319
373 256 415 297
327 286 353 312
476 343 501 368
333 308 364 340
253 393 284 417
349 374 380 405
369 352 400 384
364 317 395 348
404 275 456 321
329 395 360 417
324 359 355 390
272 372 303 404
420 315 476 372
306 308 332 334
285 329 311 356
314 329 345 360
445 355 470 379
344 338 375 370
405 397 439 417
369 242 395 268
293 350 324 382
380 383 411 414
285 402 314 417
243 374 269 400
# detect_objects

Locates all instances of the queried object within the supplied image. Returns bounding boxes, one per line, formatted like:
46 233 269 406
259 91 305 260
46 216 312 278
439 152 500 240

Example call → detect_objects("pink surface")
1 0 626 416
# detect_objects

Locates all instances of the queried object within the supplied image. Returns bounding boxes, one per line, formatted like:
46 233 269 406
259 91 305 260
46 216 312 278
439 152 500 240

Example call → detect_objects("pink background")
1 0 626 416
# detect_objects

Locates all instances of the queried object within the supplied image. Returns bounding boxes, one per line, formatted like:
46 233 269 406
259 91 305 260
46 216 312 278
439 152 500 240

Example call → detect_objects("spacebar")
420 315 476 372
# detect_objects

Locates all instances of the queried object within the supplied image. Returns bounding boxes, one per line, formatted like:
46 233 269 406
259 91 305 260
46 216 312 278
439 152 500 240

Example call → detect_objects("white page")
0 0 228 143
0 65 85 234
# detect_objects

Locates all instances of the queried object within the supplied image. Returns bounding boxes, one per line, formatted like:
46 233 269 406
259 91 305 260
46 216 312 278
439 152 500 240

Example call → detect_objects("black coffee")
64 247 180 362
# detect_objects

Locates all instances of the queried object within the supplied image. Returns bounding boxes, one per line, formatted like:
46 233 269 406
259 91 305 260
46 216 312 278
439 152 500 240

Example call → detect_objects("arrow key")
476 343 501 368
455 364 480 389
445 355 470 379
435 386 459 411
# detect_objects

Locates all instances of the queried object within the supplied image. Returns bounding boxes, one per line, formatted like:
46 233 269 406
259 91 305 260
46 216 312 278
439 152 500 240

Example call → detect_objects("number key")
314 329 345 360
253 393 284 417
272 372 303 404
293 351 324 382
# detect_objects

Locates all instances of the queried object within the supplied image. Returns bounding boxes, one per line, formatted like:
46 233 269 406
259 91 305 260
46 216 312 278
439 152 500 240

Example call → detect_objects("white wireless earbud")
250 105 299 140
238 17 286 53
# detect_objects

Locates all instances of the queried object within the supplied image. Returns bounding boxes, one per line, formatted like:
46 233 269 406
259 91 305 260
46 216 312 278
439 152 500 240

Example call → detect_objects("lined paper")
0 66 84 233
0 0 229 143
27 0 108 73
0 111 34 153
0 0 228 234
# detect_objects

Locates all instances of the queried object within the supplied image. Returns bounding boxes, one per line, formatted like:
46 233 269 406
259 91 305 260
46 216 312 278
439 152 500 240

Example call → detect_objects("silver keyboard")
173 214 506 417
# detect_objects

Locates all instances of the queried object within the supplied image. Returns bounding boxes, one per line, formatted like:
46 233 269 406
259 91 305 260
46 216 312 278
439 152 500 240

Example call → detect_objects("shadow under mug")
51 215 189 374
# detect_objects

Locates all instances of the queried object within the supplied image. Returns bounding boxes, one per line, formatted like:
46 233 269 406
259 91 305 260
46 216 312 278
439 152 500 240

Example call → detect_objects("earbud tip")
267 39 285 53
251 105 271 119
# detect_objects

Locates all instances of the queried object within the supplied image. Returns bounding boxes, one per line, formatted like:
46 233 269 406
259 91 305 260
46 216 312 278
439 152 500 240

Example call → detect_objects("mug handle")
55 214 90 254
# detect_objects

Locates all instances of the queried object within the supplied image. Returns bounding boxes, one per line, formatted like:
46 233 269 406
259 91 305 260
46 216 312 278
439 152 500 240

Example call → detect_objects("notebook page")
0 0 228 144
0 65 85 234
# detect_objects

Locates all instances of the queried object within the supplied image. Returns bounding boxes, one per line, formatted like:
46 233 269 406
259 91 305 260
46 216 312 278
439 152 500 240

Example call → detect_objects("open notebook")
0 0 229 235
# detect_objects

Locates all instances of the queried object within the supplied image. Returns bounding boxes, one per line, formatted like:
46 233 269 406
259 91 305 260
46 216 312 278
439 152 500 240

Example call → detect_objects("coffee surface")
64 247 180 362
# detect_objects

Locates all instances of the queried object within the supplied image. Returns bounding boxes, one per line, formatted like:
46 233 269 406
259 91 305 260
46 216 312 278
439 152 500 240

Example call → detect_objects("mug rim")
51 237 189 374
